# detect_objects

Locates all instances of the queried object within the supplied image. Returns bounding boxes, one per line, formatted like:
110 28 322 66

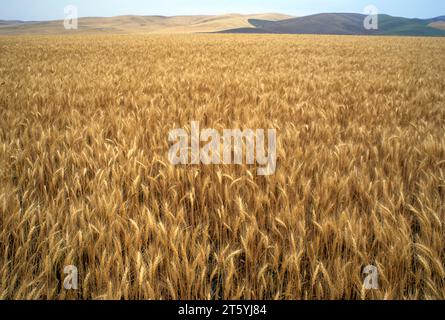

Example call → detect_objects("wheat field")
0 34 444 300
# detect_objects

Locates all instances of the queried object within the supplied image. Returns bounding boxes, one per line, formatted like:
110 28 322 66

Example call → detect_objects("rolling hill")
220 13 445 36
430 21 445 30
1 13 444 36
0 14 292 35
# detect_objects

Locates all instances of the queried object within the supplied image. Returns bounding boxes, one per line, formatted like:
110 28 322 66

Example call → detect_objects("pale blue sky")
1 0 444 21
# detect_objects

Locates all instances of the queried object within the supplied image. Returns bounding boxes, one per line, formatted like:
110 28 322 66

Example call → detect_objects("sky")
1 0 444 21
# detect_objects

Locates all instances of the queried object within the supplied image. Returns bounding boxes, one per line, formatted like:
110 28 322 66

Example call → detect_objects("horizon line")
1 11 444 23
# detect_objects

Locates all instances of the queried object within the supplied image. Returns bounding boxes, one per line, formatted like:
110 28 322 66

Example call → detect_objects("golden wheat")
0 34 444 300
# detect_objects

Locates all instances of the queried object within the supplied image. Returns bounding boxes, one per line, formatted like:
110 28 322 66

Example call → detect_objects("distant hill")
428 16 445 30
1 13 444 36
430 22 445 30
429 15 445 22
0 20 25 25
0 14 292 35
220 13 445 36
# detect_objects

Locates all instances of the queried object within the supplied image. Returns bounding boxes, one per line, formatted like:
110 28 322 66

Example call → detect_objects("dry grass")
0 34 444 300
430 22 445 30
